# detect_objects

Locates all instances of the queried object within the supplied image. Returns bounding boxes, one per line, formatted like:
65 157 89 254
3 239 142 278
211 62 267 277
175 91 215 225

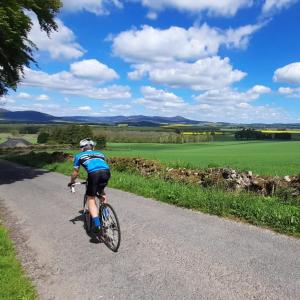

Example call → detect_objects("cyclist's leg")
86 172 102 230
96 169 111 204
87 196 98 217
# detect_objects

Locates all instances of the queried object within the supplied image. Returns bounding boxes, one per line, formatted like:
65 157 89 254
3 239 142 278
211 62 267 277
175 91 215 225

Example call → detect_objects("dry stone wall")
51 153 300 200
108 157 300 200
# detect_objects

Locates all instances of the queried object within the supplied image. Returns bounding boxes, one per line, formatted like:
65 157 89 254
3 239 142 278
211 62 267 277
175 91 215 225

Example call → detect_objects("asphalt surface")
0 160 299 300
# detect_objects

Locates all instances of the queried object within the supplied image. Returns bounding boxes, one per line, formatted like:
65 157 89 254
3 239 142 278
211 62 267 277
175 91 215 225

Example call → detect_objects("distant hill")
0 108 9 113
62 114 201 125
1 109 299 127
1 110 59 122
0 109 202 125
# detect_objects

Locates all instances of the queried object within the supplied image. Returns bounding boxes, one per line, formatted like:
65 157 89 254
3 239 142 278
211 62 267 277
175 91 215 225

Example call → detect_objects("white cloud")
140 0 252 17
17 92 31 99
67 85 132 100
194 85 272 104
0 96 15 105
22 67 131 100
101 103 131 114
249 85 272 94
146 11 158 20
78 106 92 111
133 85 289 123
70 59 119 81
112 24 261 63
278 87 293 94
62 0 122 15
36 94 50 101
274 62 300 84
29 16 85 60
138 86 186 111
189 103 290 123
129 57 246 91
262 0 297 14
278 87 300 97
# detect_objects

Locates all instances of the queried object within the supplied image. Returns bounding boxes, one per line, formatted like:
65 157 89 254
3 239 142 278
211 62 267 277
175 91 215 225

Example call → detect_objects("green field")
103 141 300 176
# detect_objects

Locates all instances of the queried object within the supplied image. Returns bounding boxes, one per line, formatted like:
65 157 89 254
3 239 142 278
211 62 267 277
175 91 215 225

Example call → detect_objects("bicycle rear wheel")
100 203 121 252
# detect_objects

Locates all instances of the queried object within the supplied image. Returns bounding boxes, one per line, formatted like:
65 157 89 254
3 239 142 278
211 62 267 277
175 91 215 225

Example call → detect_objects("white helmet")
79 138 96 148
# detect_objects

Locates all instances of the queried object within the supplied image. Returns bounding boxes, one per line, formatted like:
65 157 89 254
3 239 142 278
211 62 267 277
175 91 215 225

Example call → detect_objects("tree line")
235 129 291 140
37 125 106 148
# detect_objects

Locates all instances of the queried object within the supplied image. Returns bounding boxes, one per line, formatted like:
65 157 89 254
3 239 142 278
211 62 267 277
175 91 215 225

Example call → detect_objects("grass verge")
0 223 36 300
5 153 300 237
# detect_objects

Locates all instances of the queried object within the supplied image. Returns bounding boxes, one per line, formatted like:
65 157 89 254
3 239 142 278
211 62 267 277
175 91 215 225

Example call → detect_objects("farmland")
103 141 300 176
1 123 300 176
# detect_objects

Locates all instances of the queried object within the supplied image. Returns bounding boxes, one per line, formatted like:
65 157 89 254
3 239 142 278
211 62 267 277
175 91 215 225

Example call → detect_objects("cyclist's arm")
70 168 79 184
70 155 80 184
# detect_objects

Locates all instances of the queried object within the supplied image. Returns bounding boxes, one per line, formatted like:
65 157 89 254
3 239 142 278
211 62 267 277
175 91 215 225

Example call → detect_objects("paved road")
0 160 299 300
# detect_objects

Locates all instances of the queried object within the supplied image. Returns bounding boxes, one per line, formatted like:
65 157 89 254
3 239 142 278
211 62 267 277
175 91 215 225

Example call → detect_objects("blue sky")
2 0 300 123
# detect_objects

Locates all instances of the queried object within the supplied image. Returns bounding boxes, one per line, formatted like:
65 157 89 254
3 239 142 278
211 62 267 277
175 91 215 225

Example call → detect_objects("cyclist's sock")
92 216 101 228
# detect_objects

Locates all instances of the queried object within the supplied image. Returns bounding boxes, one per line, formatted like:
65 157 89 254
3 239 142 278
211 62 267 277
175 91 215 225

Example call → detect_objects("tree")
49 125 94 145
94 134 107 149
0 0 62 96
37 132 49 144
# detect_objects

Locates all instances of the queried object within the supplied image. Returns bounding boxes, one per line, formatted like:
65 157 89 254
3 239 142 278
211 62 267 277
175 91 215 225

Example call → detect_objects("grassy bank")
6 152 300 237
0 224 36 300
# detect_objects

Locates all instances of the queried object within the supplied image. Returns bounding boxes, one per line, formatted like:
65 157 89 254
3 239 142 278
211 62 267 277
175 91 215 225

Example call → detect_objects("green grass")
109 171 300 236
0 224 36 300
101 141 300 176
6 153 300 237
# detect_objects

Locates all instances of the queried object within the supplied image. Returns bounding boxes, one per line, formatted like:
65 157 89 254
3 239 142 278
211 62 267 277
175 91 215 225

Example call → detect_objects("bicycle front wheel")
100 203 121 252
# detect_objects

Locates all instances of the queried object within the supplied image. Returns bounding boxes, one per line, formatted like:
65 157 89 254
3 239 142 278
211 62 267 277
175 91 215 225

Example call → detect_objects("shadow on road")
69 211 102 244
0 160 49 185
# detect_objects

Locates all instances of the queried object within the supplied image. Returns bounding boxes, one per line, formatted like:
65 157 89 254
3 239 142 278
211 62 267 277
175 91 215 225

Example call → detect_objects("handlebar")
70 181 87 193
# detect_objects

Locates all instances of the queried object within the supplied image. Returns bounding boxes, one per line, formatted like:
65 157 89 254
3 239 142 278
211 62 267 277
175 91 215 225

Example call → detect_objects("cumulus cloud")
129 57 246 91
101 103 131 114
17 92 31 99
133 85 288 123
274 62 300 85
262 0 297 14
112 24 261 63
146 11 158 20
29 16 85 60
78 106 92 111
278 87 300 97
190 103 290 123
138 86 186 111
62 0 122 15
0 96 15 105
139 0 252 17
70 59 119 81
36 94 50 101
22 67 131 100
194 85 272 104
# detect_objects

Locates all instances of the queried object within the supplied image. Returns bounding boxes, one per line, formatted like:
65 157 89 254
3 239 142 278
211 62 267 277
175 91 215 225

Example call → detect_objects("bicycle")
71 182 121 252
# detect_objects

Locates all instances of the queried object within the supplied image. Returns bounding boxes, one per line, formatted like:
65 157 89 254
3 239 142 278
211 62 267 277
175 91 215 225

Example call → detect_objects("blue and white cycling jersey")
73 150 109 174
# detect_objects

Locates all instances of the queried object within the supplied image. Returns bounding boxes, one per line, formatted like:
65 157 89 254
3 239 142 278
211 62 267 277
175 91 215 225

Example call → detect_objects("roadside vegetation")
5 152 300 237
0 224 36 300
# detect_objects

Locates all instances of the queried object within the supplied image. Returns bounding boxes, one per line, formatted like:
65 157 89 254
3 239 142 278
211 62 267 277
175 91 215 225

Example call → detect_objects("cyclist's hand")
68 182 73 187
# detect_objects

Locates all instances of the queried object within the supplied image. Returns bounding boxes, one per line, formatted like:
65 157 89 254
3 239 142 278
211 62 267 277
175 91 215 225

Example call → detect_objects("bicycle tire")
99 203 121 252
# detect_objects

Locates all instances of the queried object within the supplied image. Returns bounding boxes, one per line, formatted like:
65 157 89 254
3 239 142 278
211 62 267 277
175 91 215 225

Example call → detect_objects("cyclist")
68 138 110 233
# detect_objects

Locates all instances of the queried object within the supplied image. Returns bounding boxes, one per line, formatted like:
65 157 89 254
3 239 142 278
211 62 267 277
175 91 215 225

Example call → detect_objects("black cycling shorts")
86 169 111 197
